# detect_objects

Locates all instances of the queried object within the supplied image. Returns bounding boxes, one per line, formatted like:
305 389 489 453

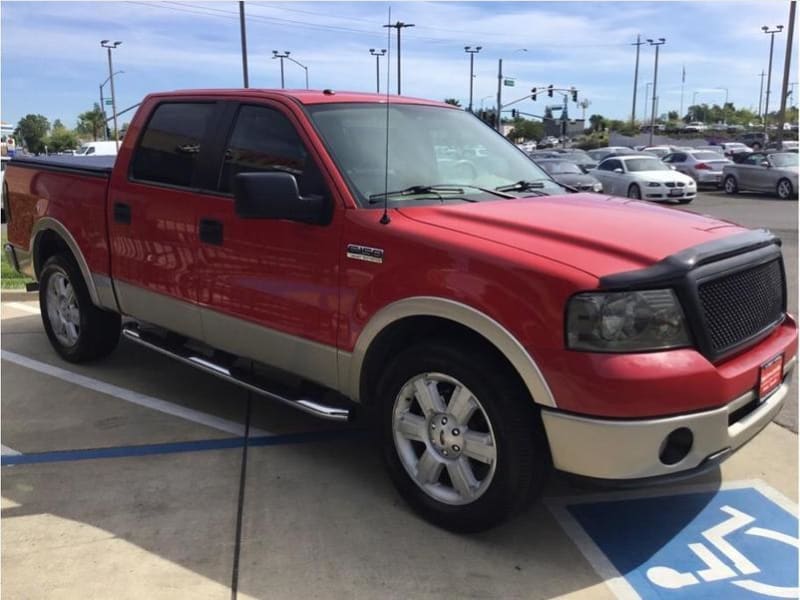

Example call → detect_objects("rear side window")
131 102 215 188
218 104 325 197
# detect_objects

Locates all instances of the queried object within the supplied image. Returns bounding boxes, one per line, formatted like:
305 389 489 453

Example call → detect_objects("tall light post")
464 45 482 112
758 70 766 121
285 55 309 89
646 37 666 146
762 25 784 138
272 50 290 88
369 48 387 93
383 21 414 95
631 34 643 126
643 82 652 122
99 70 124 141
100 40 122 149
776 1 796 143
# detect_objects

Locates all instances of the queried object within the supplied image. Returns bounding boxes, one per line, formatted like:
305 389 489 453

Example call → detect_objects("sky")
1 0 797 129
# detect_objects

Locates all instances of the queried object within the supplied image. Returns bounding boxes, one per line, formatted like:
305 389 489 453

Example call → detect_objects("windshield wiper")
494 179 551 193
368 183 512 204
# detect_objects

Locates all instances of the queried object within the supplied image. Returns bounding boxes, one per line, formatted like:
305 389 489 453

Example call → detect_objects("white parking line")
1 444 21 456
1 350 271 437
5 302 41 315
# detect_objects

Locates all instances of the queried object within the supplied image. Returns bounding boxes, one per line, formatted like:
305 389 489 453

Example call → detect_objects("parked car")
662 150 732 187
766 140 799 152
75 141 118 156
531 158 603 192
592 154 697 202
586 146 638 162
738 132 768 150
555 149 598 172
683 122 707 132
642 146 673 158
519 140 537 153
4 89 795 532
722 151 798 199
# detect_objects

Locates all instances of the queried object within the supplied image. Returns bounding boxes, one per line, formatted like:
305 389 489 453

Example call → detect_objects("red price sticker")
758 355 784 400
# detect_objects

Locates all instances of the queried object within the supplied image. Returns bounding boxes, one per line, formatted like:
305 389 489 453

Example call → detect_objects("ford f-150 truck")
3 89 797 532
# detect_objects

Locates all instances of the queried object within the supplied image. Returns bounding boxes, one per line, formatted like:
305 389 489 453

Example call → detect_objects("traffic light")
571 87 578 102
547 85 554 97
531 87 537 101
511 109 518 118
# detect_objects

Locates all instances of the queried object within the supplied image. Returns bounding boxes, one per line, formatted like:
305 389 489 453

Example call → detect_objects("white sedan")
591 154 697 204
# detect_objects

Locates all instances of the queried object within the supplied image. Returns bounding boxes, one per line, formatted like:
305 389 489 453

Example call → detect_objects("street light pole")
99 70 124 141
272 50 290 88
643 82 652 123
776 0 796 143
383 21 415 95
239 1 249 88
284 55 309 89
758 70 766 121
631 34 643 126
100 40 122 150
369 48 387 93
464 46 482 112
647 37 666 146
762 25 784 139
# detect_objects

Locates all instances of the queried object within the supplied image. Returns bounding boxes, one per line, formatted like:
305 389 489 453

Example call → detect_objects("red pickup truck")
3 89 796 532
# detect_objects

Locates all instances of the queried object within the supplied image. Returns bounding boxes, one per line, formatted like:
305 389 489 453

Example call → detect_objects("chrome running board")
122 323 350 422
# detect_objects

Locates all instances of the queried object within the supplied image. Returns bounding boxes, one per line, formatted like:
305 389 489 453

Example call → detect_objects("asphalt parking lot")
1 188 798 599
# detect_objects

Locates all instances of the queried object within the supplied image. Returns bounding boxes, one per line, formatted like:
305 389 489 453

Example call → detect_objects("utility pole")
679 65 686 120
496 58 503 132
647 37 666 146
631 34 643 126
776 1 796 143
762 25 784 139
99 85 106 140
272 50 290 88
758 70 766 121
239 1 249 88
464 46 482 112
100 40 121 150
383 21 414 95
369 48 387 93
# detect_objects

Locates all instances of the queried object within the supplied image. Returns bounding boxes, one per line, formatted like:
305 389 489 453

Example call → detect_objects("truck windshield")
306 103 563 206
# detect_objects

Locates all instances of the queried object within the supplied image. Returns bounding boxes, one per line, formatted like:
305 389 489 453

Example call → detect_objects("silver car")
662 150 731 187
722 152 798 199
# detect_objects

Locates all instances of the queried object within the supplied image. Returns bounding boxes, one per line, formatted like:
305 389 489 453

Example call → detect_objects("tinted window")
218 105 325 197
598 159 622 171
131 102 215 187
743 154 765 165
667 153 687 163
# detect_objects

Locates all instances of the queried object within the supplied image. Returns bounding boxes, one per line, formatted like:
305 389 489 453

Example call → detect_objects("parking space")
2 296 798 599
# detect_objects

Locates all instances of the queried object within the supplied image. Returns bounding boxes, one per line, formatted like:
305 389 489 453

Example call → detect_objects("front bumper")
541 357 795 481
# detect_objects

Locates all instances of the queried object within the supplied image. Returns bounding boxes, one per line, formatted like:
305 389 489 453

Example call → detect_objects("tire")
776 178 794 200
723 175 738 195
377 340 549 533
627 184 642 199
39 253 121 363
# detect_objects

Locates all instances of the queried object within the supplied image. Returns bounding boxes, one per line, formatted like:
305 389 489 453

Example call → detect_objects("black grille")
698 259 784 353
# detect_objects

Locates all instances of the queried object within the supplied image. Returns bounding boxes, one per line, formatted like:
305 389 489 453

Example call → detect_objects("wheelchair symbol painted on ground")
647 505 800 598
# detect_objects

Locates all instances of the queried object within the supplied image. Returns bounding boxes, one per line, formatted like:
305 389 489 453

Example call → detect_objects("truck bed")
9 155 115 177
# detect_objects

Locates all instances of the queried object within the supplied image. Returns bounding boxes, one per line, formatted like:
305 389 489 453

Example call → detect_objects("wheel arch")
345 297 555 409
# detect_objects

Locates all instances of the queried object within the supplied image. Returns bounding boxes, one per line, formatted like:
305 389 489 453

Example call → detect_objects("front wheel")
627 183 642 199
723 175 738 195
39 254 121 363
377 341 549 532
776 178 794 200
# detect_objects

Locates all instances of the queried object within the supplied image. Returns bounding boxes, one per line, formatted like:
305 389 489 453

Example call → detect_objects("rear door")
109 100 223 339
188 100 344 389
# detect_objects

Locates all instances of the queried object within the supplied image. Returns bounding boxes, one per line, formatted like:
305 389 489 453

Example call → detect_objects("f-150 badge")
347 244 384 264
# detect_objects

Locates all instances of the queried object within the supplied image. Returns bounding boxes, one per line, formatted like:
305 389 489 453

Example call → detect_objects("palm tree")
76 104 107 141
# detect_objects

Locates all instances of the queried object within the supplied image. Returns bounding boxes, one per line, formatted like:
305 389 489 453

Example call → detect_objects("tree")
15 114 50 154
667 110 679 121
588 114 606 132
76 103 106 141
443 98 462 107
47 128 79 153
508 117 544 141
52 119 65 131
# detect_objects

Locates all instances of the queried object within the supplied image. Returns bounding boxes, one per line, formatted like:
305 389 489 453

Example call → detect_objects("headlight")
566 289 690 352
592 182 603 192
646 182 661 187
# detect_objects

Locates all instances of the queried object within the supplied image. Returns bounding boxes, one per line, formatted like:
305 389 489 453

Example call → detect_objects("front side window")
218 105 325 197
307 103 562 206
598 159 622 171
744 154 765 166
130 102 215 188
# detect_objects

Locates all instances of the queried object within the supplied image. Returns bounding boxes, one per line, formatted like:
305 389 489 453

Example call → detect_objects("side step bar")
122 324 350 422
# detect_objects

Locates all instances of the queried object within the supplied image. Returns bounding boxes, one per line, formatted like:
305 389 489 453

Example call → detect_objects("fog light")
659 427 693 465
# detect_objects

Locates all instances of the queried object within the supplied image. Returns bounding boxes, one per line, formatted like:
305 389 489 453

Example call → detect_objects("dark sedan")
532 158 604 192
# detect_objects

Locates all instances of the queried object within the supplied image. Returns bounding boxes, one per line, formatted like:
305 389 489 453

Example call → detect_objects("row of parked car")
525 142 798 202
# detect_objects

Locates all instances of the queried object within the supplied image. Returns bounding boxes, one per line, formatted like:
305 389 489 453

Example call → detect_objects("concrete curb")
1 290 37 302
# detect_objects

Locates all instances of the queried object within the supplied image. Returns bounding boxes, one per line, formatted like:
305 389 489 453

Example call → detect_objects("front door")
190 100 343 389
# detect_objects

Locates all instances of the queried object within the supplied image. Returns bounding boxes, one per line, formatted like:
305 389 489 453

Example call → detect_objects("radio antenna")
379 6 392 225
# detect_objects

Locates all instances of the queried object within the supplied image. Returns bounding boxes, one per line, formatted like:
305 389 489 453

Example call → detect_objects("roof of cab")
145 89 452 107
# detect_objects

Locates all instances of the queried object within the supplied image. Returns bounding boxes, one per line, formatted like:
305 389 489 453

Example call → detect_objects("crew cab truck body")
4 89 797 532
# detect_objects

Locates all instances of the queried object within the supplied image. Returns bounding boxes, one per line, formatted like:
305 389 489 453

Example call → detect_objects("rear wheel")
723 175 738 195
627 183 642 199
776 178 794 200
377 340 549 533
39 254 121 363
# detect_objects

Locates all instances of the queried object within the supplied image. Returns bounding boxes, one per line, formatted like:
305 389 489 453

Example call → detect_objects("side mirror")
613 168 623 173
761 160 771 168
233 171 329 225
670 165 677 170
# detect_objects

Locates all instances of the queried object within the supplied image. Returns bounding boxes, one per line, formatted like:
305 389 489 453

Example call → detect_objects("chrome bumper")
541 358 795 481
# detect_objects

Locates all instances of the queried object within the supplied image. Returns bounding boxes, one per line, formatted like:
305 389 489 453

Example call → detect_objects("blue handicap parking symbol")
558 484 799 599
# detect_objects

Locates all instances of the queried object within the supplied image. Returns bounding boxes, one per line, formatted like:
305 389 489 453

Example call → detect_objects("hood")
397 194 747 279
